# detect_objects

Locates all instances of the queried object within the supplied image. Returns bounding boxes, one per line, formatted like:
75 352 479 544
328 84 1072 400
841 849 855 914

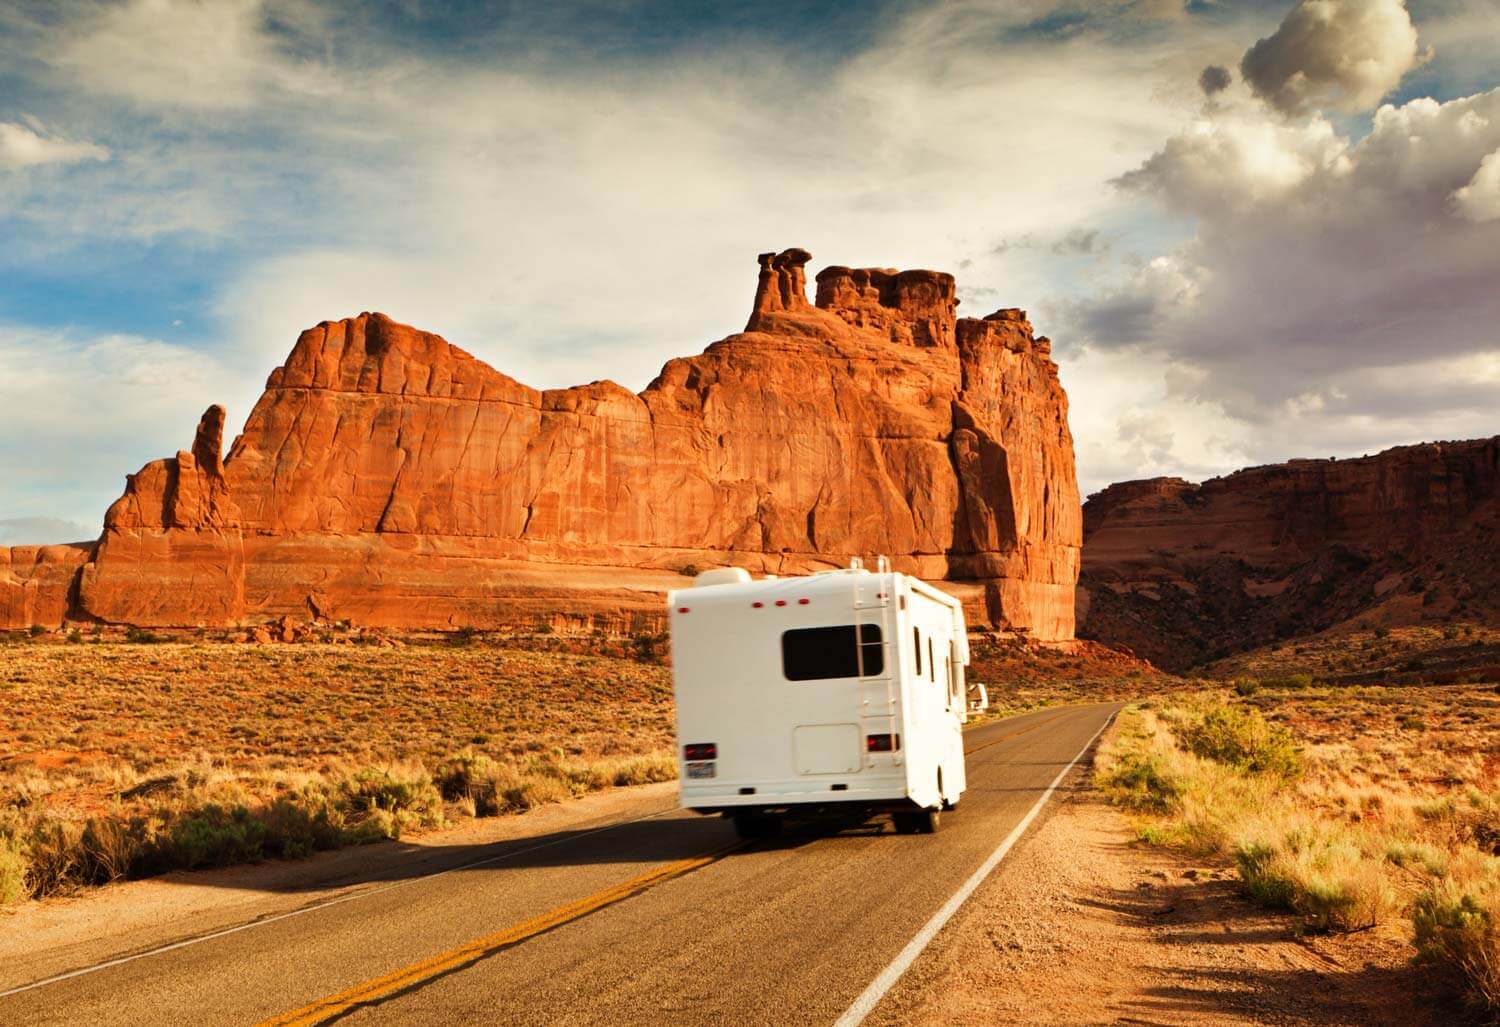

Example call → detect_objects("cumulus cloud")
1453 148 1500 222
1116 108 1348 218
4 0 1225 529
0 118 109 169
1199 64 1233 95
1241 0 1423 115
1060 83 1500 483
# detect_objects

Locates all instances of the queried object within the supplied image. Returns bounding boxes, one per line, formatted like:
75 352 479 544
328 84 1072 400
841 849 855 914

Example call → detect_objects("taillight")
684 743 717 760
866 733 899 753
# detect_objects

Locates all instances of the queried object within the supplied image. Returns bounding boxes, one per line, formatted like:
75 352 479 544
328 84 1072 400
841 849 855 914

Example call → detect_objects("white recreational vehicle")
668 559 986 839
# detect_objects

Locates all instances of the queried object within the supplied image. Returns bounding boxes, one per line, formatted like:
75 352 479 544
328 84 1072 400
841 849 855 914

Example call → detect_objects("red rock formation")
1078 438 1500 668
78 406 245 627
0 543 92 630
44 248 1082 636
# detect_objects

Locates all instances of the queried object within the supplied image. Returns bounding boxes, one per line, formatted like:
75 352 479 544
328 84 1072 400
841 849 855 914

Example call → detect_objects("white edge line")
832 706 1118 1027
0 805 681 1000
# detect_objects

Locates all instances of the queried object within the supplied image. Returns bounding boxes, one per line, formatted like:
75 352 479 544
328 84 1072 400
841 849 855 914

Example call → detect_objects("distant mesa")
1 248 1083 638
1077 438 1500 670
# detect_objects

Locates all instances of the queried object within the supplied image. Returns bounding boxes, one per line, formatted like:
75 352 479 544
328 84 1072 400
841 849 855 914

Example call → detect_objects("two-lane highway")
1 703 1118 1026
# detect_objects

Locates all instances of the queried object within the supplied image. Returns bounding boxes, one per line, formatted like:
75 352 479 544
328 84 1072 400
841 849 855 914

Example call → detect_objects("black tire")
732 811 782 840
892 809 940 834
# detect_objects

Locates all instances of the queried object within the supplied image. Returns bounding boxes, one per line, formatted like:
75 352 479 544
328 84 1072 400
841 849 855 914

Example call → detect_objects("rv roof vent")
693 567 753 587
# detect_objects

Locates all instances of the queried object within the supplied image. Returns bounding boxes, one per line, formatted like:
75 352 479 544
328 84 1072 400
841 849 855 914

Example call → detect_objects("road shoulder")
866 737 1446 1026
0 781 678 992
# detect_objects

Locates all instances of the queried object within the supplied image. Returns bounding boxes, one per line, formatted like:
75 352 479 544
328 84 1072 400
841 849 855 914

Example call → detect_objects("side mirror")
968 683 989 714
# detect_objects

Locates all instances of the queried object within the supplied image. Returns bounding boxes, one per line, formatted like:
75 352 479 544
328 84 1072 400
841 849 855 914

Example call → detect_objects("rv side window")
913 627 922 676
782 625 884 680
928 637 935 682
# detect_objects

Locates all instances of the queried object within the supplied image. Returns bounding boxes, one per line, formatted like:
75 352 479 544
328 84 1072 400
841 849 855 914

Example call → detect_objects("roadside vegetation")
1097 683 1500 1015
1203 623 1500 687
967 635 1176 721
0 636 676 905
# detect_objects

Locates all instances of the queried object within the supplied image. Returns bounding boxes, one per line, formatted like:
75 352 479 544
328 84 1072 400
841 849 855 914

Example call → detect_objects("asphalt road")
0 702 1119 1027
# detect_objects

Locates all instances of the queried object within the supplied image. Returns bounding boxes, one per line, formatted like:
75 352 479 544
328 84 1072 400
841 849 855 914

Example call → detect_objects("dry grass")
1097 683 1500 1014
966 635 1179 720
1204 623 1500 686
0 638 677 903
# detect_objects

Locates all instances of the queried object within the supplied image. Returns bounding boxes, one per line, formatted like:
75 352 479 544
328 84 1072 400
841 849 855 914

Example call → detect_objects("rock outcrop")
1078 438 1500 669
11 248 1082 637
0 544 92 630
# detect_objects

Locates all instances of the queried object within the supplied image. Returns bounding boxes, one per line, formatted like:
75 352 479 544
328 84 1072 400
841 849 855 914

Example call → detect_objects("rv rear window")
781 624 885 681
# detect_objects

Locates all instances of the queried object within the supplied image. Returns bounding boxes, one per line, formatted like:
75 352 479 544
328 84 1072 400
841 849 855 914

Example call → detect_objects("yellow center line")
963 709 1068 757
256 841 745 1027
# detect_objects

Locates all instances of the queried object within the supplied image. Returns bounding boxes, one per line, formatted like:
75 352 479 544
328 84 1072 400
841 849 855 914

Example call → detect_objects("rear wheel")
892 809 941 834
731 810 783 840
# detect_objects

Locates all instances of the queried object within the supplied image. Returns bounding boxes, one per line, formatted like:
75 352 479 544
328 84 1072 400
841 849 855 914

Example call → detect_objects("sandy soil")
871 756 1462 1025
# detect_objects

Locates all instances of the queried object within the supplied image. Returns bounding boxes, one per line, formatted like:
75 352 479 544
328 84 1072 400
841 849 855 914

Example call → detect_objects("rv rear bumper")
681 781 914 814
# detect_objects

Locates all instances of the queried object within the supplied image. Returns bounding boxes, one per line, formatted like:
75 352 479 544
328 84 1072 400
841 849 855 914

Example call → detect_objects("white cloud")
2 0 1496 531
1062 81 1500 478
0 118 109 169
1117 107 1349 218
197 4 1207 391
0 325 242 533
0 517 95 546
1241 0 1424 115
1454 147 1500 221
52 0 333 111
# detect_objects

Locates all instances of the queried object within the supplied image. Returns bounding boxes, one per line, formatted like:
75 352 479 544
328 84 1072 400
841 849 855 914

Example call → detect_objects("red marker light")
775 599 787 607
677 607 690 614
684 743 717 760
866 733 900 753
752 601 764 608
798 598 810 605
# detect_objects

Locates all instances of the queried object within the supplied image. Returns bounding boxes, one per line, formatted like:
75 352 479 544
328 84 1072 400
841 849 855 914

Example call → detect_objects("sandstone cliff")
10 249 1083 637
1078 438 1500 669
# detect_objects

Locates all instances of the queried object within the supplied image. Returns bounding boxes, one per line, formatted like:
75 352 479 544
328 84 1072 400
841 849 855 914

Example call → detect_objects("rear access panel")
793 723 861 775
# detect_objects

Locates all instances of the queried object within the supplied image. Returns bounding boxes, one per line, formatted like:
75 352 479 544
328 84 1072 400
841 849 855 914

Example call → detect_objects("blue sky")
1 0 1498 544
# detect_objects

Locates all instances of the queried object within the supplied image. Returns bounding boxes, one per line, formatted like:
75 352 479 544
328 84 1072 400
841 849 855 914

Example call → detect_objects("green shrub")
1236 841 1298 908
339 766 443 837
125 626 166 644
1234 826 1393 932
28 624 45 637
1178 703 1302 779
1413 868 1499 1012
1099 751 1184 813
163 805 268 869
260 794 343 859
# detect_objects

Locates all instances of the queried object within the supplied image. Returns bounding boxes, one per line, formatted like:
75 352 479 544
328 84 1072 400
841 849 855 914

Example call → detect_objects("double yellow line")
257 841 744 1027
261 710 1066 1025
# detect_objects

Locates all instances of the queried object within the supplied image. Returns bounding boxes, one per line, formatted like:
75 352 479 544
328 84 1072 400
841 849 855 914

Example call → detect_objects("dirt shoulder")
870 741 1455 1025
0 781 678 991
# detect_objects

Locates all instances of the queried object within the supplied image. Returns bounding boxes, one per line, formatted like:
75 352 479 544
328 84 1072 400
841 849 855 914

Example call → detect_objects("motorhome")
668 559 985 839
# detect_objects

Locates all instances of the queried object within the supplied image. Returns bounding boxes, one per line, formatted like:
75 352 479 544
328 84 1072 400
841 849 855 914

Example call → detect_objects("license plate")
685 760 716 779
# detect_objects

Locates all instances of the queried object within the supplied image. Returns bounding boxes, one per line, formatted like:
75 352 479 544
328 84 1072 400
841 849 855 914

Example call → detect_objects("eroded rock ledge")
5 248 1083 638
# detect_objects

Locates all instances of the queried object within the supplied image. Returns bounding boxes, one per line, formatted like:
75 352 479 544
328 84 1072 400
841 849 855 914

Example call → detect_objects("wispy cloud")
0 0 1495 531
0 117 109 170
